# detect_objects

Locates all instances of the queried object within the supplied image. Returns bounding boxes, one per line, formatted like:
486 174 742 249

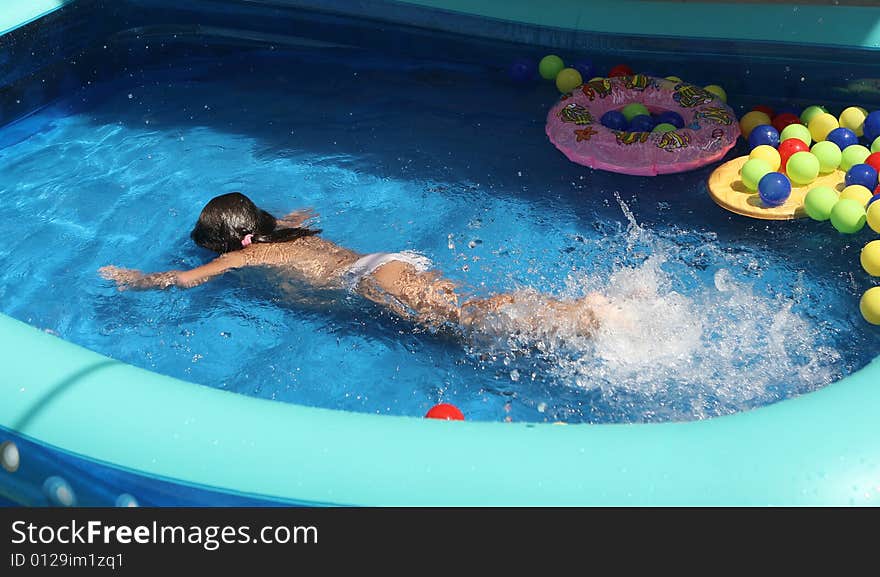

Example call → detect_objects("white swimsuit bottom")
343 251 432 292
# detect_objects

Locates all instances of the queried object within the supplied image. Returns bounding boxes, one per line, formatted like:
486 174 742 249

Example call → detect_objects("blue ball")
845 163 879 190
508 58 536 83
601 110 629 131
758 172 791 207
864 111 880 142
826 127 859 150
571 59 594 81
629 114 656 132
655 110 685 129
747 124 780 150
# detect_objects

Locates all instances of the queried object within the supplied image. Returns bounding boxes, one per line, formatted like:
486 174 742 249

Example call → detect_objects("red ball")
865 152 880 173
875 184 880 196
752 105 775 117
778 138 810 171
608 64 634 78
425 403 465 421
771 112 801 133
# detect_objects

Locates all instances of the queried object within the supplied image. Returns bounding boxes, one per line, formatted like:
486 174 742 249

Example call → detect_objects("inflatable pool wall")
3 0 880 506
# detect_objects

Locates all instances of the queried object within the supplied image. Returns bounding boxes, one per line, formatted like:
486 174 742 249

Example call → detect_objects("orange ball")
425 403 465 420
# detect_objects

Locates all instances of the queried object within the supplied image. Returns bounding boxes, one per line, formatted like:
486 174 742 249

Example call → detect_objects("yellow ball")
555 68 583 93
840 185 874 207
749 145 781 171
867 201 880 233
588 77 604 83
704 84 727 103
665 76 683 82
839 106 867 137
860 287 880 325
808 112 840 142
861 240 880 276
740 110 772 139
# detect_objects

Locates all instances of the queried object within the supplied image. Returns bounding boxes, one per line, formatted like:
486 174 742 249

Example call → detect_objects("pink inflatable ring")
545 75 740 176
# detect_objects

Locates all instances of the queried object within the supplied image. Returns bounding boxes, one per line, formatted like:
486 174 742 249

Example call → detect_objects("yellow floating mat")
708 156 847 220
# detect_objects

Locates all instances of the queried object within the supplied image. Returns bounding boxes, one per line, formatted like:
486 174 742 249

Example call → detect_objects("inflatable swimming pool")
3 0 880 506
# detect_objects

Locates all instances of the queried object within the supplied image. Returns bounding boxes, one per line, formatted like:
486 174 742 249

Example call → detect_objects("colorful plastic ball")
758 172 791 207
840 145 871 172
740 110 772 139
665 75 683 82
747 124 779 149
555 67 583 93
840 185 874 207
704 84 727 102
538 55 565 80
800 105 828 125
825 127 859 150
786 151 820 185
845 163 879 190
425 403 465 420
778 138 810 171
865 152 880 172
655 110 685 128
608 64 634 77
829 198 867 234
753 105 775 117
571 60 594 81
749 145 781 171
839 106 867 137
601 110 629 130
629 114 656 132
810 141 842 173
864 111 880 142
808 112 840 142
872 136 880 154
508 58 537 83
652 123 677 133
740 158 773 191
868 200 880 233
803 186 839 221
780 123 812 146
621 103 650 122
771 113 801 133
861 287 880 325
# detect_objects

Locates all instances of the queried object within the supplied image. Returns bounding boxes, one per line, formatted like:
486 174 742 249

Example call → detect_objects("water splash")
468 195 841 423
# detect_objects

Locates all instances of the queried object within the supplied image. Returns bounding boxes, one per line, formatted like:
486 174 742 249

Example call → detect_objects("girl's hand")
99 266 179 290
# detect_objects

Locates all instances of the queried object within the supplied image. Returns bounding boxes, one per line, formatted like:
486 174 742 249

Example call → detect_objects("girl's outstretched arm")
99 251 247 290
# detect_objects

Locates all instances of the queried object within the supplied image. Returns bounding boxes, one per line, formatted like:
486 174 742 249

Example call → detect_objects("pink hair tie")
241 234 254 247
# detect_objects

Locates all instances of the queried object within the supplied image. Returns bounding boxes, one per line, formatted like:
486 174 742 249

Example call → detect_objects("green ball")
830 198 867 234
840 144 871 171
780 123 812 146
786 151 820 185
555 67 583 93
741 158 773 191
804 186 839 221
800 105 828 125
652 123 677 133
810 141 842 173
621 103 650 122
872 135 880 154
539 55 565 80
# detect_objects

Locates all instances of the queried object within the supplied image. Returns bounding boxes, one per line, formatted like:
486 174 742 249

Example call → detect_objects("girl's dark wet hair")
190 192 320 253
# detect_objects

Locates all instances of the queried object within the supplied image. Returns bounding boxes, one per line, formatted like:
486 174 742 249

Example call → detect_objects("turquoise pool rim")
2 312 880 506
0 0 74 37
2 0 880 505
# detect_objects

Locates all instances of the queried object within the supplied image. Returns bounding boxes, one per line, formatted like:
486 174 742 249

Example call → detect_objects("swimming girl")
99 192 620 337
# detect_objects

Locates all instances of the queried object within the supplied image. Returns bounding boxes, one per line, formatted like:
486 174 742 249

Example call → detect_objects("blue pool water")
1 39 879 424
